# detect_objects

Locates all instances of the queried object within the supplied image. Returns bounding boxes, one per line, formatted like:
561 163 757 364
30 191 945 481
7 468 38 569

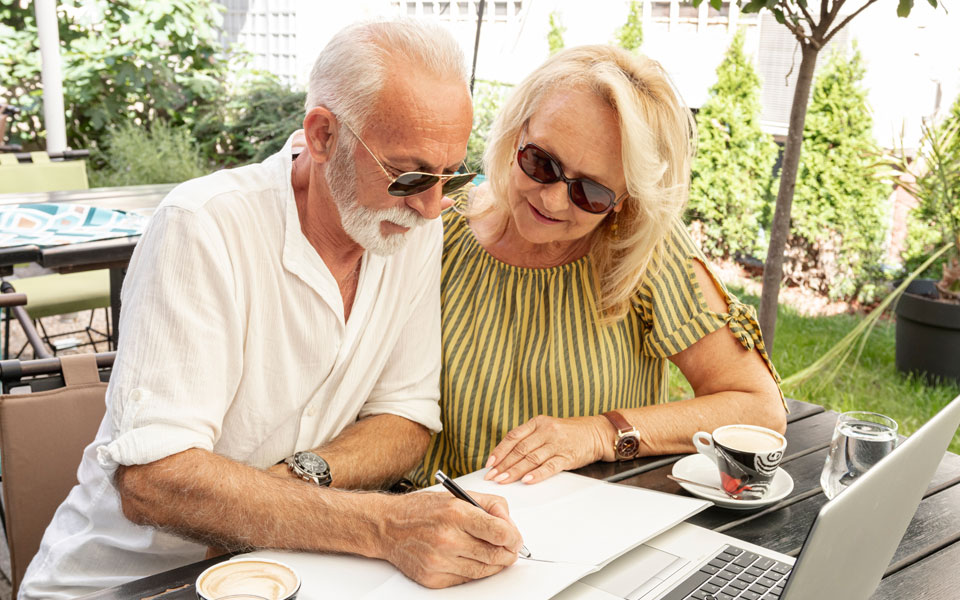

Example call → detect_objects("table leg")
109 266 126 348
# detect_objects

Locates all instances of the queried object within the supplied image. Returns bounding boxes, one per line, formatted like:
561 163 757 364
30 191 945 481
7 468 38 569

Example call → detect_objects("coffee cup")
692 424 787 500
195 557 301 600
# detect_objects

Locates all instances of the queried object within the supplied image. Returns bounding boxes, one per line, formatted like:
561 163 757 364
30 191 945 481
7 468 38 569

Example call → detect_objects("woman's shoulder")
632 219 710 310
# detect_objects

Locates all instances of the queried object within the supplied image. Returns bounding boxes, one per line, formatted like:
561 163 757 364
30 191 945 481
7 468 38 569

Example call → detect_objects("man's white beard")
327 138 428 256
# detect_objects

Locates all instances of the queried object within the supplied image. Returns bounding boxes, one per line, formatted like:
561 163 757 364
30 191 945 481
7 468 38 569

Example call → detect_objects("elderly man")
19 20 522 599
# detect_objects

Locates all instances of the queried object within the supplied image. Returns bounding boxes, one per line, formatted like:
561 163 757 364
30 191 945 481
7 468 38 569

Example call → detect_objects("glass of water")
820 411 899 499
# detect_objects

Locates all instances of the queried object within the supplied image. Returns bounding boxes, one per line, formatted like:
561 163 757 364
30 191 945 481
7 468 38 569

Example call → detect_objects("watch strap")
602 410 633 434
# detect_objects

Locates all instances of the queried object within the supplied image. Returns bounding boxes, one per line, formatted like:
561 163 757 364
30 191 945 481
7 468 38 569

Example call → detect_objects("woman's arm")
485 260 785 484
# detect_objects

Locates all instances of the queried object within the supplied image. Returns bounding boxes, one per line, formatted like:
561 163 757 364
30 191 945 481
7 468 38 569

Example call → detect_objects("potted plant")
890 118 960 384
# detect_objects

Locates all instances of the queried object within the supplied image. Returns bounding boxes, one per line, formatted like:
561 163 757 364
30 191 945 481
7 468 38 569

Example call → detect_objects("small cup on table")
693 424 787 500
195 557 301 600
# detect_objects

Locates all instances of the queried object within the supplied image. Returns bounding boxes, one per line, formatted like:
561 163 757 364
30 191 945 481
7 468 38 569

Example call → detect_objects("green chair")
0 151 112 357
0 152 88 194
5 271 111 356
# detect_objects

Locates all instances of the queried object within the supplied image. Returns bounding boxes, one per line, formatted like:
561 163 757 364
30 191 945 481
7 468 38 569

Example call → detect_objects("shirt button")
306 406 317 417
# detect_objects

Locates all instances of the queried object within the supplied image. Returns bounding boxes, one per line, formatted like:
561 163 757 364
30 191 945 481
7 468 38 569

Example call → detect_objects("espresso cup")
692 424 787 500
195 557 301 600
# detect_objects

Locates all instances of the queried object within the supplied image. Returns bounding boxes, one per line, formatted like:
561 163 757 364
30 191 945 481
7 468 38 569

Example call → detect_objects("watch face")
295 452 328 475
617 433 641 459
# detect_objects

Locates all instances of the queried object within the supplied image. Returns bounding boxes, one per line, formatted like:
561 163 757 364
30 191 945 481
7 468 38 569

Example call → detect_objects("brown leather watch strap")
602 410 633 433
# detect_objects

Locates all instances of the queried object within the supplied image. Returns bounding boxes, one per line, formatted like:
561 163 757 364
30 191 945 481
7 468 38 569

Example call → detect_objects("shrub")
614 1 644 52
89 121 207 187
547 11 566 55
786 45 891 302
193 75 306 168
687 29 777 258
466 80 512 174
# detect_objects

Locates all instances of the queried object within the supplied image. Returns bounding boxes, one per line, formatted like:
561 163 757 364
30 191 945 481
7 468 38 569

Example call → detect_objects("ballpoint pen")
435 470 532 559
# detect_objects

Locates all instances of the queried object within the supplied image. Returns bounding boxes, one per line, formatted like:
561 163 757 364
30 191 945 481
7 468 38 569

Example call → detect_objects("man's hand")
379 491 523 588
484 415 612 485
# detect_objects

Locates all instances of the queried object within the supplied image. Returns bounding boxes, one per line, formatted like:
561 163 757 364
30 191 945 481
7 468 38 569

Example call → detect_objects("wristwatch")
602 411 641 461
285 451 332 487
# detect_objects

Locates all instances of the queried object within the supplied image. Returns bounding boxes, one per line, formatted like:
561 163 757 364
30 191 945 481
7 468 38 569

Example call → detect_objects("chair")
0 352 112 596
0 150 113 357
3 272 111 357
0 152 88 194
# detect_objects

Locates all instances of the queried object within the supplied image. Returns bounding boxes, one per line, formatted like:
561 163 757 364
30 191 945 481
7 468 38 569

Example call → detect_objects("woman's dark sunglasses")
516 136 622 214
342 120 477 197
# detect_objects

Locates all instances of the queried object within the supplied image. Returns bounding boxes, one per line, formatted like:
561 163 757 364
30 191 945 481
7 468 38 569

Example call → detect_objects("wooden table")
78 399 960 599
0 184 172 343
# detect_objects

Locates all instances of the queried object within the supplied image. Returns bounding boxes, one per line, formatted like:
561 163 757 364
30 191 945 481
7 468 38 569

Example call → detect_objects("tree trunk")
758 42 820 352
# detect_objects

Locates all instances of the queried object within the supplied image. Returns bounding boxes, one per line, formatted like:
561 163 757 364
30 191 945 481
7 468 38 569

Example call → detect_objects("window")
217 0 297 85
651 1 671 18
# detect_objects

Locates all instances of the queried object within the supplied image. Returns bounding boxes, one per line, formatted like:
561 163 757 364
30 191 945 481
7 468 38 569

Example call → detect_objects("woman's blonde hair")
480 45 696 322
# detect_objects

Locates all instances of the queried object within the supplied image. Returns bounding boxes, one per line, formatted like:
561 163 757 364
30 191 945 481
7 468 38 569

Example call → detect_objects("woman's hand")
484 415 613 485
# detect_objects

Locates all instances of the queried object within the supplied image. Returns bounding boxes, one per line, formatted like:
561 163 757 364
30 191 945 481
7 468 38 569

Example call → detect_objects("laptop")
557 394 960 600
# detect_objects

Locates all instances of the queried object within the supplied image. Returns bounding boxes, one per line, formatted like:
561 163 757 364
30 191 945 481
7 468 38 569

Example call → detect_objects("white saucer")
671 454 794 510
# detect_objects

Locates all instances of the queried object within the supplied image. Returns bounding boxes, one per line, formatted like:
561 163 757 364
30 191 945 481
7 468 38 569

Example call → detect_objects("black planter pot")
895 279 960 385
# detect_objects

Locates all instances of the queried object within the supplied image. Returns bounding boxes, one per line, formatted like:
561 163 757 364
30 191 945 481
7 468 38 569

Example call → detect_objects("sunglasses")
340 120 477 197
516 133 623 214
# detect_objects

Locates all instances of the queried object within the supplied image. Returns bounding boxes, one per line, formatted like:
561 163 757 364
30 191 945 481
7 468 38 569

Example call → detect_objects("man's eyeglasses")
516 130 624 214
340 120 477 197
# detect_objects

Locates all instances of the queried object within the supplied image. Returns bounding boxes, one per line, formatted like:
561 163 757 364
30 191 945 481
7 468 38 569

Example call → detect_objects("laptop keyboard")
660 545 792 600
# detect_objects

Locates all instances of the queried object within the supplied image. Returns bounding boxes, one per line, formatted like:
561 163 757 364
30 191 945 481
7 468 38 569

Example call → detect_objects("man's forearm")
308 414 431 490
115 448 388 555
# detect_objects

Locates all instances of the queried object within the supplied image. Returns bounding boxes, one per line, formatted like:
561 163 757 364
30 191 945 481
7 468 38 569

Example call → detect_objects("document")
245 470 710 600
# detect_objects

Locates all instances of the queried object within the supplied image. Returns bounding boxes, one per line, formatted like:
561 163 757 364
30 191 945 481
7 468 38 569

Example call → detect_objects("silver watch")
285 451 332 487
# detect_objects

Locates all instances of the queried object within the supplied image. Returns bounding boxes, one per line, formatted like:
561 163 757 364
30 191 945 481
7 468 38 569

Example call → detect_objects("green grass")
668 285 960 454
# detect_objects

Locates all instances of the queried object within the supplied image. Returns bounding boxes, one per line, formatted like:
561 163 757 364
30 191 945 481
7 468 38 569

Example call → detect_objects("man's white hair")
305 19 468 132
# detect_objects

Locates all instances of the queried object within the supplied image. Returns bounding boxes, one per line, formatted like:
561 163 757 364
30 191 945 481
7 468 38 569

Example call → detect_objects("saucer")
671 454 794 510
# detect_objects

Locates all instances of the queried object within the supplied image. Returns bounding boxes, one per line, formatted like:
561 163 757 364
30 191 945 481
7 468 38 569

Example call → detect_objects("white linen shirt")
19 132 443 599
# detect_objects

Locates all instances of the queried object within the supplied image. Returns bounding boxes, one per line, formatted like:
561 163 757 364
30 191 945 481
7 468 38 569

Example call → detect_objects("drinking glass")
820 411 898 499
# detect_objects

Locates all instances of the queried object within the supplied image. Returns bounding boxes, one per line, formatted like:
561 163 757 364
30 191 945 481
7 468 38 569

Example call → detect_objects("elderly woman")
411 45 786 488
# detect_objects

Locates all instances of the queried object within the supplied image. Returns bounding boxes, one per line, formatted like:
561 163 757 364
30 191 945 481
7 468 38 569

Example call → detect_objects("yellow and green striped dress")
410 199 781 487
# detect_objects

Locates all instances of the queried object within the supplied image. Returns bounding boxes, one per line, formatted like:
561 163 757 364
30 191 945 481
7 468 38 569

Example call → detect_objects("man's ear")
302 106 339 164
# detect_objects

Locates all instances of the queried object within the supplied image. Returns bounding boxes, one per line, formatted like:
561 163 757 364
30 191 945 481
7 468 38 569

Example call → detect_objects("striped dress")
410 198 781 487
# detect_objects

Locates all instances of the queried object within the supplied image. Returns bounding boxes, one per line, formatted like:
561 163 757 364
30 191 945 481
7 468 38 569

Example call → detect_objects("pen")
435 470 532 559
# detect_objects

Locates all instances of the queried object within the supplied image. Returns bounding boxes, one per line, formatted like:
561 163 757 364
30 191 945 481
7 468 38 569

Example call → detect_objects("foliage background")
547 10 565 55
0 0 308 185
614 1 643 52
900 93 960 281
687 28 777 259
0 0 229 152
786 46 890 302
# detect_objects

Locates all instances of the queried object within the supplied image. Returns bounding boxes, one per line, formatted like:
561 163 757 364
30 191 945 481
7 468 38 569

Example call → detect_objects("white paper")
361 558 595 600
247 470 710 600
427 470 709 567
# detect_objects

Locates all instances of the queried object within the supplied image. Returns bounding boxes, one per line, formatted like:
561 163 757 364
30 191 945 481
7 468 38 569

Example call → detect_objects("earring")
610 212 620 240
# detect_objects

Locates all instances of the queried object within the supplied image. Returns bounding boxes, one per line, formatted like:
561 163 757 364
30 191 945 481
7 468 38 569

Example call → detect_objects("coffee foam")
714 426 783 453
197 559 299 600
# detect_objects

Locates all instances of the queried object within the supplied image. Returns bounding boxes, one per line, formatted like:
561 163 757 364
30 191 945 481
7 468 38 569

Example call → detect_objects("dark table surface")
78 398 960 599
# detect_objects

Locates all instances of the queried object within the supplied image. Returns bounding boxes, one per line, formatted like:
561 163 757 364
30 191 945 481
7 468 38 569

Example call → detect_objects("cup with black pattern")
692 424 787 500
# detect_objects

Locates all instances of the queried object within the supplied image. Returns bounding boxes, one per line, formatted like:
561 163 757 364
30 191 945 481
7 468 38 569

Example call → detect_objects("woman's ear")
302 106 339 164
